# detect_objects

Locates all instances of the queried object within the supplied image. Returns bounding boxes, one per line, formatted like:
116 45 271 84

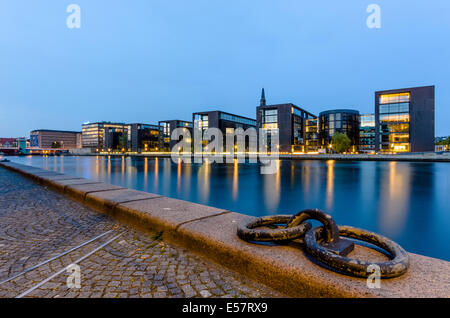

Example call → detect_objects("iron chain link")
237 209 409 278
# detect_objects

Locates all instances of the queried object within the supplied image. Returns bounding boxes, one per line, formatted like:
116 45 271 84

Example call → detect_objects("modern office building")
359 114 376 153
305 118 320 152
158 120 193 152
82 122 160 152
0 138 17 149
318 109 360 151
82 122 127 151
192 111 256 152
375 86 435 153
30 129 81 149
257 103 316 153
128 123 159 152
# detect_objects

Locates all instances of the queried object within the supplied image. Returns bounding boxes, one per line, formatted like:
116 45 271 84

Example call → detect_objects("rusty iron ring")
237 215 312 242
304 225 410 278
287 209 340 243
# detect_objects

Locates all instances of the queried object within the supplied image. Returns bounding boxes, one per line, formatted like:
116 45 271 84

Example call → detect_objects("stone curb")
1 161 449 298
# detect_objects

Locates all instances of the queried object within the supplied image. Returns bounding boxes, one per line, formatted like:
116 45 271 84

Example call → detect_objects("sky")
1 0 449 137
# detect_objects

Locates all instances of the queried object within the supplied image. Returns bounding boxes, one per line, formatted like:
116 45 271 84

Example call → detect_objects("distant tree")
436 137 450 147
51 141 61 148
331 132 351 153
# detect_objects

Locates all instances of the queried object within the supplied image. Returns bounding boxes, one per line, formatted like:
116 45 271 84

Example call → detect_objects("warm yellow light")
379 92 410 104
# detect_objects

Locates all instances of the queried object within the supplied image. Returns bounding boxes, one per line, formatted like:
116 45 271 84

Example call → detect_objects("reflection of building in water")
379 162 411 235
177 158 182 193
301 163 311 200
143 157 148 191
263 160 280 210
197 161 210 203
154 157 159 192
232 159 239 201
325 160 334 210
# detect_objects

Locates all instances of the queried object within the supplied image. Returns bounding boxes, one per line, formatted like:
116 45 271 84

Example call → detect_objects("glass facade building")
193 111 256 152
82 122 158 152
319 109 360 151
375 86 435 153
359 114 376 153
128 123 159 152
158 120 193 152
257 103 316 153
305 118 319 152
377 93 411 152
82 122 127 150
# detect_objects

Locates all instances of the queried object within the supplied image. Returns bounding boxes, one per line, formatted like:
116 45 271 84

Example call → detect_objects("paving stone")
0 166 283 298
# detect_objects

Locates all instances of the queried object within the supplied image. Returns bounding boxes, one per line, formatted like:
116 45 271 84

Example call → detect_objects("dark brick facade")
375 86 435 153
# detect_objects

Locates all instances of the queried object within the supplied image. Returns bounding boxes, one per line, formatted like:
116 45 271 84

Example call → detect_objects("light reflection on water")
7 155 450 261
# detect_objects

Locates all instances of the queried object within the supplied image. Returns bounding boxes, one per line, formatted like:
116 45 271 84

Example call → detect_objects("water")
6 155 450 261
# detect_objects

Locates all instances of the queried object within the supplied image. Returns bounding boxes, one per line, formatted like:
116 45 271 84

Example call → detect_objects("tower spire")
260 87 266 106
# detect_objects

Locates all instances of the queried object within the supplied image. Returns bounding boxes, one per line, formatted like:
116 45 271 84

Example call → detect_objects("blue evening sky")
1 0 449 137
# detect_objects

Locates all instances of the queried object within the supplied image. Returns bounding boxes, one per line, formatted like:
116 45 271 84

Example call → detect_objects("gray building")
158 120 193 152
82 122 127 150
30 129 81 149
192 111 256 152
128 123 159 152
359 114 376 153
319 109 360 151
257 103 316 153
375 86 435 153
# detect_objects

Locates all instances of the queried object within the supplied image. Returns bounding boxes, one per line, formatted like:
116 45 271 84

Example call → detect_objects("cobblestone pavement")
0 167 284 298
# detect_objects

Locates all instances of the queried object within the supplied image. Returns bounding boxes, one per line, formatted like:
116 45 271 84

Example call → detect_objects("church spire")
260 87 266 106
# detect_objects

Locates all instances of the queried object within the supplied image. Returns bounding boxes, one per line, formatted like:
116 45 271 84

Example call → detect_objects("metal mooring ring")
237 215 312 242
288 209 355 256
287 209 340 243
304 225 410 278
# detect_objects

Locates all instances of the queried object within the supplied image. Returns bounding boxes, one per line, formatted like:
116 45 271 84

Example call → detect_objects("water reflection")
263 160 280 211
154 157 159 192
177 158 182 194
143 157 148 191
326 160 334 210
7 156 450 261
379 162 411 236
198 161 210 204
232 159 238 201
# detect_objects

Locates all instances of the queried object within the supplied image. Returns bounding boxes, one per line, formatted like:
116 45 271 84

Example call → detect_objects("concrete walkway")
0 167 283 298
1 161 449 298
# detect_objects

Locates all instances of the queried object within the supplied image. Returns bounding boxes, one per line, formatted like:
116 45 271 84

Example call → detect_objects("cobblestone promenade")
0 167 283 298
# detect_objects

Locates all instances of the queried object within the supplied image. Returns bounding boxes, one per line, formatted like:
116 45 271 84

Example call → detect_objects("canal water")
7 155 450 261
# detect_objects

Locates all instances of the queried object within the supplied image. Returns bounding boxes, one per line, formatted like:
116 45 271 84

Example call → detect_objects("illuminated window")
379 92 410 104
263 123 278 129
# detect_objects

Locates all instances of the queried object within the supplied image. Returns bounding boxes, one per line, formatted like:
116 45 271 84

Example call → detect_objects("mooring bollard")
237 209 409 279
